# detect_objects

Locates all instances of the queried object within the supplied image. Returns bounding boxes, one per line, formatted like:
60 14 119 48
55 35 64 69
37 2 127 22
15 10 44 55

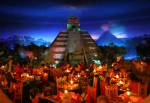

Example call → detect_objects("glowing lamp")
64 90 68 94
126 91 131 96
43 73 48 77
26 74 29 77
1 66 5 69
77 74 80 78
93 69 96 73
66 69 70 73
119 80 123 85
70 80 74 84
116 75 119 78
98 66 102 69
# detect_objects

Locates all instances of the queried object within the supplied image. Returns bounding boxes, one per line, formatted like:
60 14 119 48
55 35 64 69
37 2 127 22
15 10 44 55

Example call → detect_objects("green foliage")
0 41 48 66
99 46 126 65
136 37 150 61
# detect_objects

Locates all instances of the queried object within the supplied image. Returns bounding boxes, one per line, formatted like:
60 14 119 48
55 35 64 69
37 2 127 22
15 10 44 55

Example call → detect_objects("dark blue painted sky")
0 0 150 42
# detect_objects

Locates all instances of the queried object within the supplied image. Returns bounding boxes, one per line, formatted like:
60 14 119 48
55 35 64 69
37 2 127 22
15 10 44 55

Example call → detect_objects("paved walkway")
0 89 13 103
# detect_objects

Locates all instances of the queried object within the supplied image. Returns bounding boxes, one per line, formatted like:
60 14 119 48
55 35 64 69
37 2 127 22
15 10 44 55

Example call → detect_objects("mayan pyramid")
44 16 101 66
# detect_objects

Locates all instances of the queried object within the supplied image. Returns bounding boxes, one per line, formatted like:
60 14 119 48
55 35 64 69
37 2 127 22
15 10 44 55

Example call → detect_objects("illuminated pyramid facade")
45 16 101 66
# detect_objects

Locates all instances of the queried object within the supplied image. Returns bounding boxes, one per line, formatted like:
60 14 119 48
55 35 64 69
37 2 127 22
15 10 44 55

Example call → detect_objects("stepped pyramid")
44 16 101 66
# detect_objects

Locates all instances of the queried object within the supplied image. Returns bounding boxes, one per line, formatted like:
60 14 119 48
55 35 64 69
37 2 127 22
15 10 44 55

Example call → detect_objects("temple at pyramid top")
44 16 101 67
67 16 80 31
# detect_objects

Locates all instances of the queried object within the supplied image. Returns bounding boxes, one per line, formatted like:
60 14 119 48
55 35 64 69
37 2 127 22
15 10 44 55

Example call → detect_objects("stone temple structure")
44 16 101 66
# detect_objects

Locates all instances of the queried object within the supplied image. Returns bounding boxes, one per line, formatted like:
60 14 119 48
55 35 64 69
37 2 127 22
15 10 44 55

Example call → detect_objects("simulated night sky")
0 0 150 42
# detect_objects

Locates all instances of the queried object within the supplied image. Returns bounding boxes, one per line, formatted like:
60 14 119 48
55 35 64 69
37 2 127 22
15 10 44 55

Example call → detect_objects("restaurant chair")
93 76 100 96
100 80 106 95
93 77 98 88
13 82 22 103
86 86 96 103
56 77 59 94
138 83 148 97
105 85 118 97
129 81 140 95
86 86 91 103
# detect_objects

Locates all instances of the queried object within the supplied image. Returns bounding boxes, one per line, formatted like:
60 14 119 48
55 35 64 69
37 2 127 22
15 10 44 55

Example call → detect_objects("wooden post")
8 59 13 72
